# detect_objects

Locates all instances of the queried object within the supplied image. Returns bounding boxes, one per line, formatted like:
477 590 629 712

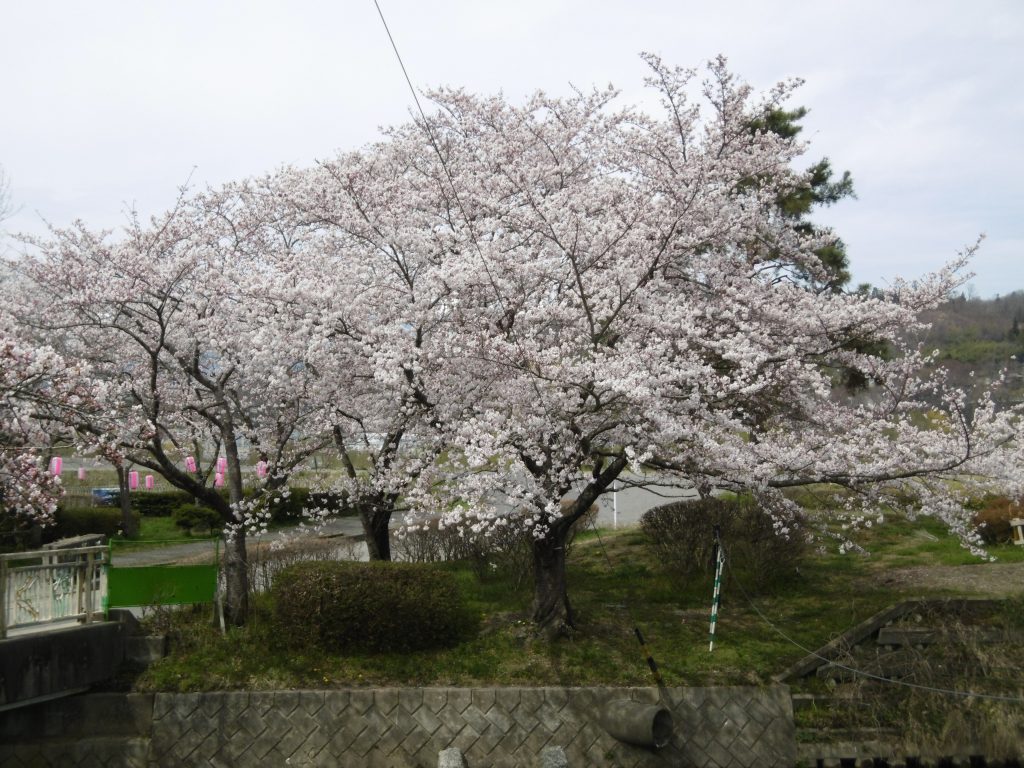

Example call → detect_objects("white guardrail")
0 541 108 639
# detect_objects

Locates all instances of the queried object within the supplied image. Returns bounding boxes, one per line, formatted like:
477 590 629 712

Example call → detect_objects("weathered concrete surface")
0 692 152 767
0 622 125 711
0 686 795 767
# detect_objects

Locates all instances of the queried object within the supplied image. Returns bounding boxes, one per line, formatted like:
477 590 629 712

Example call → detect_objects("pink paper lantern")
185 456 197 473
129 471 139 490
78 467 87 481
256 460 268 479
145 474 155 490
50 456 63 476
214 472 224 488
217 457 227 474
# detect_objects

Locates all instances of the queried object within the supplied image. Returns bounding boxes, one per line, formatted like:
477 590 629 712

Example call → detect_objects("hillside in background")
914 289 1024 407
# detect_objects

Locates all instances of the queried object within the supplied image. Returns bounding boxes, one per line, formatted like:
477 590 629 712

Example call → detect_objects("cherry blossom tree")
0 308 97 537
387 57 1024 635
7 56 1020 639
13 186 326 624
262 144 472 560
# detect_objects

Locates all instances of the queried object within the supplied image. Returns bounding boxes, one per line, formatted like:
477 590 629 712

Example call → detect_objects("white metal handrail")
0 545 108 639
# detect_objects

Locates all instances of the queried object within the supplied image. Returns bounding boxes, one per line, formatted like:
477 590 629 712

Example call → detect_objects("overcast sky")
2 0 1021 297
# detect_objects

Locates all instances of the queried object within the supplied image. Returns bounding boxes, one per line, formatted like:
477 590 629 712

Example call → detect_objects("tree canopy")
6 56 1022 632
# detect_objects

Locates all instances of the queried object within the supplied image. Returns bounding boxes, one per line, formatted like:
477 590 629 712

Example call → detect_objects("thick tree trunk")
222 530 249 626
222 429 250 625
361 502 392 561
116 466 139 539
527 456 628 637
531 523 574 637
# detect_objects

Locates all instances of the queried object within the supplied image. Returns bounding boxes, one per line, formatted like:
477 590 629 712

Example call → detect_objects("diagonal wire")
371 0 511 314
721 540 1024 704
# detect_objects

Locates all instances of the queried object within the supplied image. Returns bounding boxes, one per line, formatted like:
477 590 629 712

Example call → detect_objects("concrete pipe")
599 699 674 749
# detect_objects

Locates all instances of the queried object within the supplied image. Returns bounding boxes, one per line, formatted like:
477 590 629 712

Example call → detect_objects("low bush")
132 491 194 517
640 495 807 590
172 503 223 535
271 560 477 653
973 495 1023 544
264 487 350 524
47 505 137 540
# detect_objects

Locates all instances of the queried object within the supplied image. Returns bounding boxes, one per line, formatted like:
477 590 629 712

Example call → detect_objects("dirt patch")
872 560 1024 597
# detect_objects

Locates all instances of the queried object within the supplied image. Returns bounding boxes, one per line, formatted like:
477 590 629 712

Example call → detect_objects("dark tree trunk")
221 428 250 626
222 530 248 626
360 501 392 561
115 466 139 539
531 521 574 636
528 454 628 637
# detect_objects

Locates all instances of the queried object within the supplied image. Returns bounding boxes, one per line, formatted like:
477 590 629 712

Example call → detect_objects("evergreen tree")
751 107 855 293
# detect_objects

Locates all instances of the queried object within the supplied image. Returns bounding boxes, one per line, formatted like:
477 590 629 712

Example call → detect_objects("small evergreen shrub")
48 506 136 540
640 496 807 590
132 490 195 517
263 488 350 523
270 560 477 653
172 503 223 534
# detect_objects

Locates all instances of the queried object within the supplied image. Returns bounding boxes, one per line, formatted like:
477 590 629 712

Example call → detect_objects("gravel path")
875 560 1024 597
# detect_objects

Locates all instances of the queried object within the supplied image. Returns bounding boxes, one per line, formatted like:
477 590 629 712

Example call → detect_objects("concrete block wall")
0 685 795 767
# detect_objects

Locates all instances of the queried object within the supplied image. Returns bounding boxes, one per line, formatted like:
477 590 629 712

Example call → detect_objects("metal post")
84 550 94 624
708 526 724 652
612 481 618 529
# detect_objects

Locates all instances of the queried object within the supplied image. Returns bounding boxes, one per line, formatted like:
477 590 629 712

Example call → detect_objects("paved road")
578 473 699 529
112 472 696 566
113 515 370 567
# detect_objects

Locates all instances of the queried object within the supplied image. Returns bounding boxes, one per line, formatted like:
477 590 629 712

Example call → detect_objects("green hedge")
173 503 223 534
46 506 138 541
641 495 807 591
266 488 349 523
92 486 350 524
131 491 195 517
271 560 477 653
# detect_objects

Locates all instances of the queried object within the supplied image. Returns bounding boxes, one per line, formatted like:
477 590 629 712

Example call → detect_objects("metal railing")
0 543 108 639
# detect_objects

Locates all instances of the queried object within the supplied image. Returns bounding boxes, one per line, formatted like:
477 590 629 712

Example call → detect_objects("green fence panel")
106 564 218 607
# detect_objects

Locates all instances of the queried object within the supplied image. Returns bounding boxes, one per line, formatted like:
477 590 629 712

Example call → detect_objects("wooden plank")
774 600 923 682
775 598 1008 682
876 627 937 646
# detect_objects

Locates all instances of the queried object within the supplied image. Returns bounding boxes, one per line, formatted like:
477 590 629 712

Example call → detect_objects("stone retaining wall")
0 685 795 767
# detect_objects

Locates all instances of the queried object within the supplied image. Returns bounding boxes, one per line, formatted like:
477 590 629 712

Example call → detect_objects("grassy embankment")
129 510 1024 693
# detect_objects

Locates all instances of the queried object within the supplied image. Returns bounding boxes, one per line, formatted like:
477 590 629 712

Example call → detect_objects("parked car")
91 487 120 507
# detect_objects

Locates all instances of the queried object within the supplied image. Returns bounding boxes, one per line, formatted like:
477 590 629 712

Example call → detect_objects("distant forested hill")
914 290 1024 406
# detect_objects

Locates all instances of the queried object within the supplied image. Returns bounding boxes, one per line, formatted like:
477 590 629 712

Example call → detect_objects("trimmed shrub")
263 488 350 524
973 496 1022 544
47 505 137 540
95 485 349 524
640 496 807 590
172 503 223 535
270 560 477 653
132 491 194 517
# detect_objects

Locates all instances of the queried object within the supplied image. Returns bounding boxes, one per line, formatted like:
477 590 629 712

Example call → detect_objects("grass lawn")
129 513 1024 693
106 515 215 554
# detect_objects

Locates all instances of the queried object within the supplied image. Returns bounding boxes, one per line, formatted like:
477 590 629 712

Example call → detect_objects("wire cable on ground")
720 540 1024 704
586 518 664 686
